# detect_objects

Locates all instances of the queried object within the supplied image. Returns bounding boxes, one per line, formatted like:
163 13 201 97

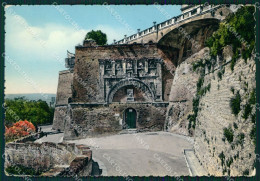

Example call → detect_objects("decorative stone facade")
53 43 171 139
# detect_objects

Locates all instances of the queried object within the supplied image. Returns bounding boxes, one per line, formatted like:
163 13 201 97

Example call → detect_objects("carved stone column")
145 59 148 73
122 59 126 74
98 59 105 102
112 60 116 76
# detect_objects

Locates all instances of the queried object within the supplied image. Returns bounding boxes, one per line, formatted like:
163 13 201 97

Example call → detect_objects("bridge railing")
115 4 223 45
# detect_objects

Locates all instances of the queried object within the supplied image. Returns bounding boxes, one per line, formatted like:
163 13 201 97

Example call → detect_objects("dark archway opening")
124 108 137 129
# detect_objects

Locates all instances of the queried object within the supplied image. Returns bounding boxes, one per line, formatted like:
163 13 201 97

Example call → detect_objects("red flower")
5 120 36 140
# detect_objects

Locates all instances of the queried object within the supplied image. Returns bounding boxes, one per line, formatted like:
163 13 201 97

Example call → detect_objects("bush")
192 59 204 71
230 87 235 94
251 113 256 123
223 126 234 143
196 76 204 92
230 91 241 116
242 102 252 120
6 165 41 176
218 71 223 80
219 151 225 166
5 120 36 142
249 89 256 105
243 169 249 176
206 6 255 68
250 125 256 145
233 122 238 129
237 133 245 146
226 157 233 168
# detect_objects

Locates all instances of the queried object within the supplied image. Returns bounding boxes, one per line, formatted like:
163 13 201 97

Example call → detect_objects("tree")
85 30 107 45
4 98 54 126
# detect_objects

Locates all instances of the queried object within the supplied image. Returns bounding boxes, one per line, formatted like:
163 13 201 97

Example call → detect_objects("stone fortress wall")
52 4 256 176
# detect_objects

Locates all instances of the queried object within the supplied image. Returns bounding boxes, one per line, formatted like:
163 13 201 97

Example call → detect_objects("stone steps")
119 129 137 134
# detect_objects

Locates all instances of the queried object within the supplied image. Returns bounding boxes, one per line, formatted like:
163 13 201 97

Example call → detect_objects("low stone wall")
13 132 44 143
63 102 167 140
5 142 93 177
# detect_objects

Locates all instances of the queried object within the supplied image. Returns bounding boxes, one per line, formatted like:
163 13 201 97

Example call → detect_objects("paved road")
34 128 199 176
67 132 194 176
35 125 64 143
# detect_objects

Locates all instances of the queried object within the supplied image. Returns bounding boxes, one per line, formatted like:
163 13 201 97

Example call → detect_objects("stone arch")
106 78 155 103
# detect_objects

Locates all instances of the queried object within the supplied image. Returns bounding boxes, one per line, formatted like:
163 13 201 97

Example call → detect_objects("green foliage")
217 71 223 80
226 157 233 168
230 87 235 94
85 30 107 45
233 122 238 129
223 126 234 143
4 97 54 126
188 75 211 132
192 58 214 73
196 76 204 92
6 165 42 176
249 89 256 105
205 6 255 68
250 125 256 145
251 113 256 124
237 133 245 146
230 50 239 71
229 91 241 116
219 151 225 167
192 59 204 71
242 102 252 120
243 169 249 176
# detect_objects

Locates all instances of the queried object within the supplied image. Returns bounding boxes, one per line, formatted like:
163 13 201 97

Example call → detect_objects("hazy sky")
5 5 181 94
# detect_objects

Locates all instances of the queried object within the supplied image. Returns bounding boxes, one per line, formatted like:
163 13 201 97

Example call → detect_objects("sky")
5 5 181 94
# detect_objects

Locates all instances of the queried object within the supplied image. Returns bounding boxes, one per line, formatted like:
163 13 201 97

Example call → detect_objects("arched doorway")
124 108 137 128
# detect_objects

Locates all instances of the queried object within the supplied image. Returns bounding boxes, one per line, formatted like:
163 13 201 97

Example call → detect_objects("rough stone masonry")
53 4 231 140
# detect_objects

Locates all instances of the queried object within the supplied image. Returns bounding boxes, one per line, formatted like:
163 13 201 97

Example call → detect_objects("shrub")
250 125 256 145
230 91 241 116
206 6 255 69
242 102 252 120
243 169 249 176
226 157 233 168
6 165 41 176
223 126 234 143
249 89 256 105
218 71 223 80
192 59 204 71
237 133 245 146
196 76 204 92
5 120 36 142
233 122 238 129
219 151 225 166
230 86 235 94
251 113 256 123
